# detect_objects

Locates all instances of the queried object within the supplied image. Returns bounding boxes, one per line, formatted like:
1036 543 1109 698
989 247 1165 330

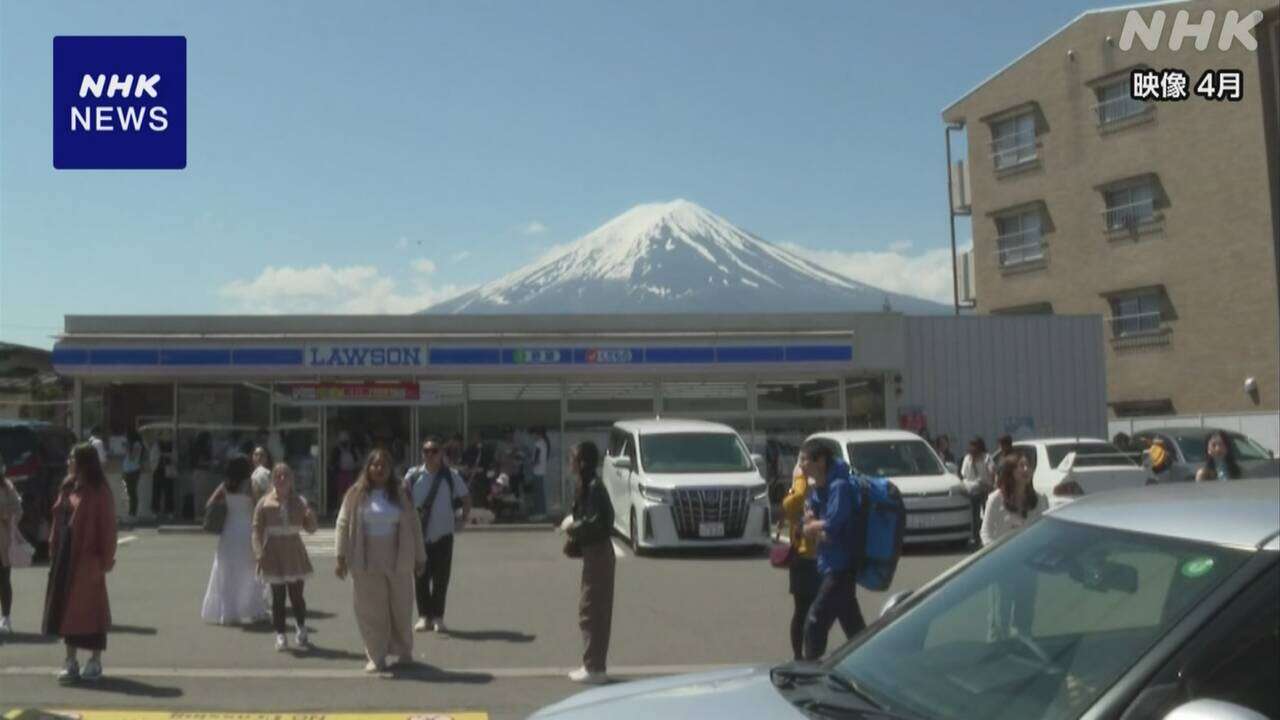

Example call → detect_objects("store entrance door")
323 406 413 516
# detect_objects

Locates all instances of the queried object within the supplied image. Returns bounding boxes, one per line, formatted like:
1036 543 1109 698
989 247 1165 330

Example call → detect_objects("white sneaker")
274 633 288 652
295 626 309 647
57 659 79 683
432 620 447 634
0 616 12 633
414 617 430 632
81 658 103 682
568 666 608 685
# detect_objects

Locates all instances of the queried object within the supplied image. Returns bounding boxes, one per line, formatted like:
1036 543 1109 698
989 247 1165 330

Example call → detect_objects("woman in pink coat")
42 442 118 683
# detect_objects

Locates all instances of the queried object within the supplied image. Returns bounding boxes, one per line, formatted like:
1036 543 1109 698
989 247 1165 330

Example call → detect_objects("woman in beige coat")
252 463 318 653
335 447 425 673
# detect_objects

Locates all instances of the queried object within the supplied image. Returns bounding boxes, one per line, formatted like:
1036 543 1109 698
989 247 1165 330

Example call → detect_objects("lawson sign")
306 344 428 370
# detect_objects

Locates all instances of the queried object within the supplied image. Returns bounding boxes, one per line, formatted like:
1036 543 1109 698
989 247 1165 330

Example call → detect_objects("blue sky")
2 0 1106 349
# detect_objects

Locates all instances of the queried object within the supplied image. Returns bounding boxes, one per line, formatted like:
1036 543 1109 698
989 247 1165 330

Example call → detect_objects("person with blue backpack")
798 440 867 661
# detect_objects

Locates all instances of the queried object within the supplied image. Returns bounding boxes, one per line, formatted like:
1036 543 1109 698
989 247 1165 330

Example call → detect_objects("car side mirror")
1164 699 1270 720
612 456 632 472
879 589 914 618
751 453 765 471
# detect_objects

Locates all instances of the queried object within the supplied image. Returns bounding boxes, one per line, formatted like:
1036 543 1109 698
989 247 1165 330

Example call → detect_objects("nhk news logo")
53 36 186 169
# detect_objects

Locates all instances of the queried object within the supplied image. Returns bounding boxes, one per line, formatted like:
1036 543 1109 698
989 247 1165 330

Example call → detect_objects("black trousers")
151 473 175 516
270 581 306 635
802 570 866 661
0 564 11 617
123 471 141 517
415 533 454 620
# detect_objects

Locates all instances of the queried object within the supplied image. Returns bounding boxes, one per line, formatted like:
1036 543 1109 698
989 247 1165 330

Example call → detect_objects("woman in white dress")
201 456 268 625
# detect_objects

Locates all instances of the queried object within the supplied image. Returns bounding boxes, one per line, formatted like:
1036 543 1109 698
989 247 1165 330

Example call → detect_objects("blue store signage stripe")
90 349 160 365
716 346 785 363
430 348 502 365
161 349 231 366
232 349 304 366
786 345 853 362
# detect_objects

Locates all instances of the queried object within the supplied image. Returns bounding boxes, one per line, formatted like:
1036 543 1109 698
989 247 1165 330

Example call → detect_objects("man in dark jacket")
800 439 866 660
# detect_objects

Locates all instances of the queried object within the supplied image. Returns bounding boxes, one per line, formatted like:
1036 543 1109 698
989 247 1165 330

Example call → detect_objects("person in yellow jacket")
781 460 820 661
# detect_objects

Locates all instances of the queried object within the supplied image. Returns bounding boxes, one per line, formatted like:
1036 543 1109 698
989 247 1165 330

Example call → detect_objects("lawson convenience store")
51 312 1108 520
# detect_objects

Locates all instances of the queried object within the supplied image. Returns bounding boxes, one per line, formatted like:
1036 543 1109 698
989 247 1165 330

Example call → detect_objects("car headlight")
638 484 671 503
750 483 768 501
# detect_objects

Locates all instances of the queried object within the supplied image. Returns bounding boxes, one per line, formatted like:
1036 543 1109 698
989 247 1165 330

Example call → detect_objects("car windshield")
1175 434 1273 464
829 518 1251 720
847 440 945 477
1046 442 1133 468
639 432 753 474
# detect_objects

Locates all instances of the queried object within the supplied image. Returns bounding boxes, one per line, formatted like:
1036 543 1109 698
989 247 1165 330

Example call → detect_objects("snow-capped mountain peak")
426 200 946 315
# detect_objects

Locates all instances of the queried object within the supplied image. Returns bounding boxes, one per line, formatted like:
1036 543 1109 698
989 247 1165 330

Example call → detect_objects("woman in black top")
564 441 614 685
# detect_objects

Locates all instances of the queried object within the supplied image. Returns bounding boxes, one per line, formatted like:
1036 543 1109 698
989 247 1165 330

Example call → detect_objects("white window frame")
990 112 1037 170
1094 81 1150 126
994 209 1045 267
1103 181 1156 231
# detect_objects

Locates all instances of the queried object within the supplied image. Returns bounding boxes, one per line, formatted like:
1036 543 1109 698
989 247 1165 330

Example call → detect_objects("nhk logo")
1120 9 1264 52
53 36 187 169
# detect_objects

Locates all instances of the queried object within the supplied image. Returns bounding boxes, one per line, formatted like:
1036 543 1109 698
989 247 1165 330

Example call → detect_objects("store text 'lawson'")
307 345 427 368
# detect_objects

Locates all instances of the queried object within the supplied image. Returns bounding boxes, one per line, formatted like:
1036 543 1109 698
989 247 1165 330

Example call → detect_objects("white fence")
1109 412 1280 455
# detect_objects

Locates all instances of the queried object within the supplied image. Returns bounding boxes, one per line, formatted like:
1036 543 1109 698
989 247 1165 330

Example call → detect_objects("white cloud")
782 243 959 304
411 258 437 274
219 263 470 314
395 236 410 250
520 220 549 236
451 250 472 262
888 239 912 252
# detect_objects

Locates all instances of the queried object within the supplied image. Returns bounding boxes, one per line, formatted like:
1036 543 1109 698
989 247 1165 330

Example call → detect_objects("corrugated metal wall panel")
903 316 1107 445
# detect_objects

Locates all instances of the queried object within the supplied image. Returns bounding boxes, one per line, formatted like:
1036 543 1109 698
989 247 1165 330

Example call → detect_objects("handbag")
563 538 582 559
768 521 796 569
7 522 34 568
203 496 227 534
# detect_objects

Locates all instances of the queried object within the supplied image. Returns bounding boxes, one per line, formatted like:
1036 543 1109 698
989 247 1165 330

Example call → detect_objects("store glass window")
176 383 271 520
661 381 749 414
845 375 886 429
417 381 466 464
80 382 175 522
271 388 322 513
466 383 562 517
756 379 841 412
566 382 655 415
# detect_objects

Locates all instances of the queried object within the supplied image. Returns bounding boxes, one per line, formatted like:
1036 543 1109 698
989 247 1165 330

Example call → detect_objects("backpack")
850 474 906 591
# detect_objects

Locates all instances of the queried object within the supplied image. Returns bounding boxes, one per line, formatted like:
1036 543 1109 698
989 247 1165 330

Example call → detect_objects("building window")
1094 80 1150 126
994 209 1044 267
1103 181 1156 231
990 112 1037 170
1108 290 1163 337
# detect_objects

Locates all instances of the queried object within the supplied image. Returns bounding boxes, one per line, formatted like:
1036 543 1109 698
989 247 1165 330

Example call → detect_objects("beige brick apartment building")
943 0 1280 420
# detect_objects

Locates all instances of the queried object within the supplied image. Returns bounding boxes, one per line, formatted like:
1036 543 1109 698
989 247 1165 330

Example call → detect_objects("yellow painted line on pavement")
5 712 487 720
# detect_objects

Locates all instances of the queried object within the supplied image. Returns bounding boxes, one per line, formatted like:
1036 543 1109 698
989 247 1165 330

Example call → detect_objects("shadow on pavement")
1 632 57 644
636 546 769 561
290 643 366 662
69 676 184 698
442 628 536 643
108 624 159 635
386 662 493 685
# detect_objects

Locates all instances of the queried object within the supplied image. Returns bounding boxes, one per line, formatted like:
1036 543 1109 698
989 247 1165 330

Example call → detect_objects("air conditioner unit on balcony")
950 160 971 216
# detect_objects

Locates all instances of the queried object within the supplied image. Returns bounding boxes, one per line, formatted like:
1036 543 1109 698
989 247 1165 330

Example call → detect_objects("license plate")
907 514 938 530
698 522 725 538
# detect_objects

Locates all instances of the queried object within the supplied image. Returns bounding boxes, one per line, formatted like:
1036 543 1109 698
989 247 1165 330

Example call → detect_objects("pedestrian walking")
335 448 425 673
201 456 268 625
1 459 22 633
42 443 117 683
87 427 108 467
1196 431 1244 481
780 459 820 661
250 446 273 496
960 437 994 540
121 430 145 521
980 454 1047 640
563 441 614 684
406 436 470 634
799 439 865 661
527 427 550 520
252 462 318 652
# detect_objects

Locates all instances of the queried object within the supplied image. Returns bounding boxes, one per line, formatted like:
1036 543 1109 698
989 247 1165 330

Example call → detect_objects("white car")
1003 437 1155 508
806 430 973 545
603 419 771 553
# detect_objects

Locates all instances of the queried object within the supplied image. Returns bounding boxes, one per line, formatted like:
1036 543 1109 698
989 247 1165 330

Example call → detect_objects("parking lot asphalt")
0 528 969 719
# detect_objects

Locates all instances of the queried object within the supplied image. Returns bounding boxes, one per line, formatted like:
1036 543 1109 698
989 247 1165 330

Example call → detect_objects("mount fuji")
425 200 948 315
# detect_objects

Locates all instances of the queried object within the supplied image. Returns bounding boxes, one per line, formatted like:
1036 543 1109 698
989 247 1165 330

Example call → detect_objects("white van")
603 419 771 554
